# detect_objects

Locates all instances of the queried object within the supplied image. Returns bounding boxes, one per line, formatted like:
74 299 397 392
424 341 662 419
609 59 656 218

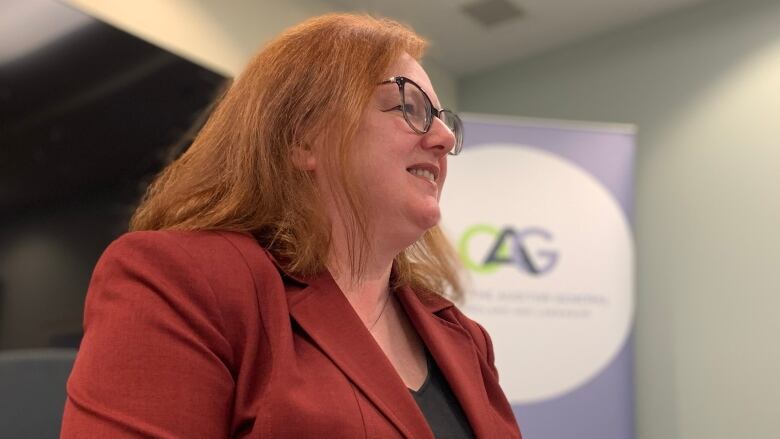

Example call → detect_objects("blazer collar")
285 268 495 438
395 285 497 438
286 270 433 439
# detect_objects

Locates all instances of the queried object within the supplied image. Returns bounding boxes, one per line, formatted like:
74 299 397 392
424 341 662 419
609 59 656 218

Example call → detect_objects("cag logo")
458 224 559 275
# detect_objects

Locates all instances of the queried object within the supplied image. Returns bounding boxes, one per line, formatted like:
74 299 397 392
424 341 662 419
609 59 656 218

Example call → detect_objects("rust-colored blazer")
62 230 522 438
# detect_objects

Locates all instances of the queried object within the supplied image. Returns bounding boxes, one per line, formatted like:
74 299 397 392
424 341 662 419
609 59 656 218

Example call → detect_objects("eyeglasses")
379 76 464 155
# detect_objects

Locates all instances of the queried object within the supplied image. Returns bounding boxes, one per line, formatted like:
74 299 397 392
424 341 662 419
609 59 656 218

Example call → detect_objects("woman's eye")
380 104 416 115
380 105 401 112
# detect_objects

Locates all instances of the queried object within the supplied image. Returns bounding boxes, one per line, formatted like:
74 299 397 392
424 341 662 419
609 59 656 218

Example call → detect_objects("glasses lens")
440 110 464 155
402 81 431 133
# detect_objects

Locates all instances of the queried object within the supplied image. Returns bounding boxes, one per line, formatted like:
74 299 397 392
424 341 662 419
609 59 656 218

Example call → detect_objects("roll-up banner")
440 114 636 439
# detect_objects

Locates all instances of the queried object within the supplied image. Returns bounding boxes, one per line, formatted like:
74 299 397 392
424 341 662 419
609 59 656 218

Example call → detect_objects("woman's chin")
412 205 442 233
379 204 442 250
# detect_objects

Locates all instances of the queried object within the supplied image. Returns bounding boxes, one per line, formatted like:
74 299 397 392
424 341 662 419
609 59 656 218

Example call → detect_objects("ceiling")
327 0 716 76
0 0 226 214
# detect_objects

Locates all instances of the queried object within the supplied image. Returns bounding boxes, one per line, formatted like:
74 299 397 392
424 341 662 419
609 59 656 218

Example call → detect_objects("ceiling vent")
462 0 524 27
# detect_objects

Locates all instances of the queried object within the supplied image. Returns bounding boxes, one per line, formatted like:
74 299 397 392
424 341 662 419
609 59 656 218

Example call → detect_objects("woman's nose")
423 116 456 156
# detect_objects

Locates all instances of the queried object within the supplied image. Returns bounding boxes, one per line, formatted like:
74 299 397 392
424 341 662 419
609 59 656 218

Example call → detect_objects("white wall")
63 0 458 107
460 0 780 437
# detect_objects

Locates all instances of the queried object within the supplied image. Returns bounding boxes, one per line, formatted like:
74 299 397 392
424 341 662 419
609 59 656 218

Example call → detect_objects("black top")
410 351 475 439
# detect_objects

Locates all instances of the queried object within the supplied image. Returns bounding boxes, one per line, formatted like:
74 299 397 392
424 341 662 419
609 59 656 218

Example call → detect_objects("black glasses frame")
379 76 463 155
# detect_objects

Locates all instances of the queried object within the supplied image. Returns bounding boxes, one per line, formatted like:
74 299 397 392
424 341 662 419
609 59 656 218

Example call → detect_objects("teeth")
408 168 435 181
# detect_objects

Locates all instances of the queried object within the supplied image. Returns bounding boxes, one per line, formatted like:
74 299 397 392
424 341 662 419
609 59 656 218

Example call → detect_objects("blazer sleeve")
61 232 236 439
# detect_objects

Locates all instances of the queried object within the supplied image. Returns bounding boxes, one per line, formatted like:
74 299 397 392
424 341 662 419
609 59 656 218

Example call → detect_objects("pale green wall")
424 59 459 111
460 0 780 437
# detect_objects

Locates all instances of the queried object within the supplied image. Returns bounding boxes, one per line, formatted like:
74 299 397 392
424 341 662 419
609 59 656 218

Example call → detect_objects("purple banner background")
462 114 636 439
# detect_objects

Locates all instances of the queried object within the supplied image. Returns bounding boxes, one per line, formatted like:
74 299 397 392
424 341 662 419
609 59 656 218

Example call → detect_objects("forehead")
382 52 441 107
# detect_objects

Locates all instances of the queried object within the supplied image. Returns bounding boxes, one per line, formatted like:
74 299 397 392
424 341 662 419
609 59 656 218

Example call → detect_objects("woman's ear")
291 144 317 171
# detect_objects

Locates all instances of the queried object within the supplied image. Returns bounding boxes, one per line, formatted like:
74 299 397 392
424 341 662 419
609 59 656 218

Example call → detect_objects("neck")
326 239 394 303
325 222 402 323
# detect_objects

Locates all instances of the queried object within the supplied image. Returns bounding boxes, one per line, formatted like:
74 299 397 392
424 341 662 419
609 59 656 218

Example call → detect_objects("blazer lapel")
396 286 496 438
286 272 433 439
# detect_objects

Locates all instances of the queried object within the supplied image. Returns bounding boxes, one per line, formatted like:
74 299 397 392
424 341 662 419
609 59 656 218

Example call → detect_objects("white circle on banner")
439 144 634 404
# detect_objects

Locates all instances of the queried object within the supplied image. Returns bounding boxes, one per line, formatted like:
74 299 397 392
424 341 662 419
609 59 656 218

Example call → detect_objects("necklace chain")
367 291 392 332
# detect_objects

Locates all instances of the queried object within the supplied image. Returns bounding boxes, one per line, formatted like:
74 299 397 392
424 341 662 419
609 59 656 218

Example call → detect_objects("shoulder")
102 229 276 279
90 230 284 360
105 229 261 259
103 228 281 289
96 229 280 326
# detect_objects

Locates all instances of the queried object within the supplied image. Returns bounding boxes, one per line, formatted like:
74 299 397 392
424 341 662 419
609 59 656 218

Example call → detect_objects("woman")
62 13 522 439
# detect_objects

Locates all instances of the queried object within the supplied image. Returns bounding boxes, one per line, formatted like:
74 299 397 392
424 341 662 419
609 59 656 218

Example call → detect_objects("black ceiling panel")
0 0 227 215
